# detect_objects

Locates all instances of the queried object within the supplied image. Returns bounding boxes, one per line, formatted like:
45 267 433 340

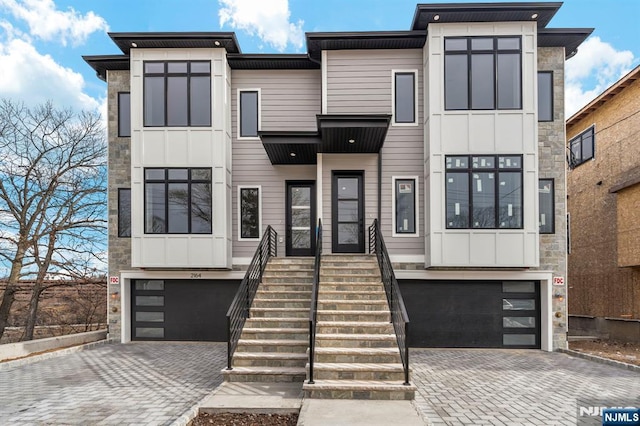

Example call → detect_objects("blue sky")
1 0 639 118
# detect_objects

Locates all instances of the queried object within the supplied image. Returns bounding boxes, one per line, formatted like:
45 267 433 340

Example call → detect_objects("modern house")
85 1 591 360
566 65 640 343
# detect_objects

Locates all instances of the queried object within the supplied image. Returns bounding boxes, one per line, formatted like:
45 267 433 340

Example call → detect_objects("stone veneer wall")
536 47 568 349
106 70 131 341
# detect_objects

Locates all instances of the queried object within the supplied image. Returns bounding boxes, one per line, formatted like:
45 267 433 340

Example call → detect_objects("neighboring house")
85 2 590 351
566 65 640 343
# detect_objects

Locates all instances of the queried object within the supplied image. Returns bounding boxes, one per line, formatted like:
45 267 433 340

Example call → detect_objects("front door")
286 181 316 256
332 172 364 253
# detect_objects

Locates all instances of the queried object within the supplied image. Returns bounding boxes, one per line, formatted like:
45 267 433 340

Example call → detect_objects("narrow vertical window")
539 179 555 234
118 92 131 137
239 90 259 137
239 186 261 239
394 72 416 124
538 72 553 122
393 177 418 235
118 188 131 237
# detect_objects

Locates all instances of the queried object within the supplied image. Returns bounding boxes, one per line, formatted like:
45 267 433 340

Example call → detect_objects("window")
538 179 554 234
238 186 261 240
445 155 523 229
444 37 522 110
144 168 212 234
537 72 553 122
118 188 131 237
143 61 211 127
239 89 260 138
569 126 595 168
393 71 417 124
118 92 131 137
393 177 418 235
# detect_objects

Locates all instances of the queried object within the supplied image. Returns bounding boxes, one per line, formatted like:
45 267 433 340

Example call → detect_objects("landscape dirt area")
188 412 298 426
569 339 640 366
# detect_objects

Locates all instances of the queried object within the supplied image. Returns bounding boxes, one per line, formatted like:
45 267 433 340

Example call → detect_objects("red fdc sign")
553 276 564 286
109 276 120 285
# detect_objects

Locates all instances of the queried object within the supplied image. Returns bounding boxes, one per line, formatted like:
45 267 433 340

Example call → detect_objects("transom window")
444 36 522 110
569 126 594 168
144 61 211 127
144 168 212 234
446 155 523 229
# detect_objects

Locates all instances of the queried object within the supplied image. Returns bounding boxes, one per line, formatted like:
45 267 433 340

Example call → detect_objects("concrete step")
222 366 306 383
236 339 308 353
250 308 309 318
260 283 313 292
269 257 314 265
252 299 311 309
315 333 397 348
317 290 386 301
265 263 314 271
314 347 401 364
319 273 381 282
319 283 384 292
321 255 377 262
303 380 415 400
317 299 388 311
316 310 390 322
255 290 311 299
316 321 394 335
308 363 406 381
321 267 380 276
232 352 307 368
240 327 308 341
262 276 314 284
262 270 314 278
245 317 308 329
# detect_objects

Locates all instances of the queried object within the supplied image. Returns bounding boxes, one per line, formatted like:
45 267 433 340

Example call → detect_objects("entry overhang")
259 131 320 165
316 114 391 154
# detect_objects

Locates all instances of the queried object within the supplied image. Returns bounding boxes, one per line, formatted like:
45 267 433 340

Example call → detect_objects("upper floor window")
444 37 522 111
538 179 554 234
239 89 260 138
118 188 131 237
144 168 212 234
118 92 131 137
393 71 417 124
393 177 418 236
537 72 553 122
238 186 261 240
143 61 211 127
569 126 594 168
445 155 523 229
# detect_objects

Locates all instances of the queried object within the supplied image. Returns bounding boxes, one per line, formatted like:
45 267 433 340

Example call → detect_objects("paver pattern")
411 349 640 426
0 342 225 425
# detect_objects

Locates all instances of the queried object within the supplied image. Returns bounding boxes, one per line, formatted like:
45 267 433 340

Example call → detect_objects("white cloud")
218 0 304 52
0 0 108 46
565 36 635 117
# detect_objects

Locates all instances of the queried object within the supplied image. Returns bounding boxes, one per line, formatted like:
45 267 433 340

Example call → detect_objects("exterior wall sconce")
110 291 120 301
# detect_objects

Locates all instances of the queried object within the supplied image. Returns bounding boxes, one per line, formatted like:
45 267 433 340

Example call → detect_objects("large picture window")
446 155 523 229
393 177 418 235
143 61 211 127
538 179 554 234
144 168 212 234
118 188 131 237
445 36 522 110
118 92 131 137
569 126 595 168
239 89 260 138
393 71 417 124
238 186 261 240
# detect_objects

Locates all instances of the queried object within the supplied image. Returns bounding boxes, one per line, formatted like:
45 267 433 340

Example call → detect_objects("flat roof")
109 32 240 54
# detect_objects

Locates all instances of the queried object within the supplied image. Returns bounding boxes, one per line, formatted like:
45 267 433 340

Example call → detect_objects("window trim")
237 185 262 241
118 92 131 137
392 176 419 237
537 71 554 122
391 70 419 126
538 178 555 234
118 188 131 238
237 88 261 140
568 125 595 168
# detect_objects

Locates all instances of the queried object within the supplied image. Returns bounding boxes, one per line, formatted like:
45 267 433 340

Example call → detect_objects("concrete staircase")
303 254 416 400
222 257 313 383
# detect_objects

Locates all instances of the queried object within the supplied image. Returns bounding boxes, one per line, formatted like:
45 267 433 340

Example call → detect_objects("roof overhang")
306 31 426 61
82 54 130 81
227 54 320 70
259 131 321 165
537 28 594 59
411 2 562 30
317 114 392 154
109 32 240 54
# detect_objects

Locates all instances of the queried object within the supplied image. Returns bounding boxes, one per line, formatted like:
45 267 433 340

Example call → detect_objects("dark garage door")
132 279 239 341
399 280 540 349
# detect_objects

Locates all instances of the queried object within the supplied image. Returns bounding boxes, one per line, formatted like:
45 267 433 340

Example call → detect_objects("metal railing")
368 219 410 385
307 218 323 384
226 225 277 370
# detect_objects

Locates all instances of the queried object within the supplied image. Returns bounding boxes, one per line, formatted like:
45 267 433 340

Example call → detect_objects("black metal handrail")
226 225 277 369
368 219 411 385
308 218 323 384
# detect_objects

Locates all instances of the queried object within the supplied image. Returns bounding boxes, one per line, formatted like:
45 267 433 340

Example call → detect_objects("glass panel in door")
333 174 364 253
286 182 315 256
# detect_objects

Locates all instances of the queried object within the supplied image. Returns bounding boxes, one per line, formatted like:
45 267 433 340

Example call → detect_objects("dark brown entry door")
332 172 364 253
286 181 316 256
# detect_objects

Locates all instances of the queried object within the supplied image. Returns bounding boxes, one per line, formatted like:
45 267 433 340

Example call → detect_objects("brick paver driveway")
0 342 225 425
411 349 640 425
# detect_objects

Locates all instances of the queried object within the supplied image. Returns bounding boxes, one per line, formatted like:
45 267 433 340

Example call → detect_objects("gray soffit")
82 55 130 81
259 131 321 165
537 28 594 59
411 2 562 30
227 54 320 70
109 32 241 54
306 31 427 60
316 114 392 154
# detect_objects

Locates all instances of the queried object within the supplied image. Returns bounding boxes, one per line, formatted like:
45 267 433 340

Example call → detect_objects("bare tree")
0 99 107 340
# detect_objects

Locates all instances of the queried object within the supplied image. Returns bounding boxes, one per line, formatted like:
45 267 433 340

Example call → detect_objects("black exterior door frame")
332 171 365 253
285 180 316 256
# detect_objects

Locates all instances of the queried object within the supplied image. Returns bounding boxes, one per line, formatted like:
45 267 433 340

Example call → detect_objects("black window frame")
538 179 555 234
444 36 523 111
143 61 211 127
239 90 260 138
239 186 261 240
445 155 524 229
118 188 131 238
394 71 416 124
118 92 131 137
394 177 417 235
537 71 553 122
143 168 212 234
569 126 595 168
